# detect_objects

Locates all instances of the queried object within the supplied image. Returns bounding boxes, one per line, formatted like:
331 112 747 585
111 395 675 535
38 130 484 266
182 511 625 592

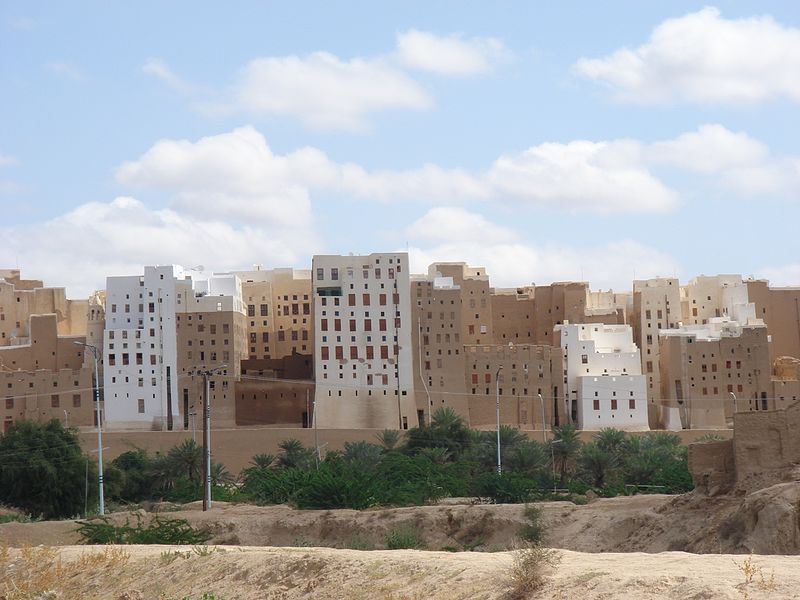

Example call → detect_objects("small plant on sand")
384 526 425 550
505 542 561 600
518 504 545 544
733 555 776 597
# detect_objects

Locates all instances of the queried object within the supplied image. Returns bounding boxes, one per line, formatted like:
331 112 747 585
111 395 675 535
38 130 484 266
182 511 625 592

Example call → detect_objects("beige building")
745 279 800 362
411 264 564 431
772 356 800 409
659 319 772 430
1 314 95 432
632 278 681 426
231 268 313 361
0 269 87 346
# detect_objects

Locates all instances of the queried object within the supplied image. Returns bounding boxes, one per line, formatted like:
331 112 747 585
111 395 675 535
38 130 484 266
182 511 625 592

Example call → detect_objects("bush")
384 526 425 550
518 504 545 543
472 472 540 504
76 515 211 545
505 543 561 600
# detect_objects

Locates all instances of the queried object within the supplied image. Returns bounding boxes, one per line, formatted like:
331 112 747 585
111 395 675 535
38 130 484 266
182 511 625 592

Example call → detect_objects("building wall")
533 282 590 345
558 323 649 430
491 290 535 344
0 270 87 346
746 280 800 363
233 268 313 361
312 253 415 429
632 278 681 427
732 402 800 487
659 324 771 430
463 343 564 429
0 314 95 431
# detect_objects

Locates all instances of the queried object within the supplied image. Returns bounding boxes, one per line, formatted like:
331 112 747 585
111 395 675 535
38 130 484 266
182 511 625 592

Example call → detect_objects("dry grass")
504 543 561 600
0 545 128 600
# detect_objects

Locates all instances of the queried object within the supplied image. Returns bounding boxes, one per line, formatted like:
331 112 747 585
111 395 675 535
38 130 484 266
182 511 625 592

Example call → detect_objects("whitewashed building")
103 266 245 430
557 323 649 431
312 253 416 429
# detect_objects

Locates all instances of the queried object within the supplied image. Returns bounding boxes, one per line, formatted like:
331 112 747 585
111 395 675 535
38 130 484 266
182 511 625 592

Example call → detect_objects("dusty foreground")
2 544 799 600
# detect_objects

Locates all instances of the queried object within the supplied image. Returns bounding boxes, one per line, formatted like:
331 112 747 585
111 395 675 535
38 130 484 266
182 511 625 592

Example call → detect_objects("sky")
1 1 799 297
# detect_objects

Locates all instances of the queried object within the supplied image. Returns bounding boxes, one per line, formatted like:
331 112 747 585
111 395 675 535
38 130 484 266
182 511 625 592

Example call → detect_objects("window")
51 394 60 408
335 346 343 360
331 268 339 281
379 293 387 306
136 352 143 365
646 361 653 373
349 319 356 331
380 346 389 359
611 399 617 410
247 305 255 317
379 319 387 331
316 267 324 280
150 355 157 365
364 319 372 332
581 354 588 364
260 304 268 316
321 346 329 360
629 398 635 409
366 346 374 359
138 399 145 413
348 294 356 306
321 319 328 331
334 319 341 331
350 346 358 359
362 294 370 306
593 399 600 410
4 397 12 409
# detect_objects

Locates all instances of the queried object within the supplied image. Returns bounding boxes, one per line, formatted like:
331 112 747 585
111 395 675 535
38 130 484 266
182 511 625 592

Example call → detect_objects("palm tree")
549 424 582 486
593 428 627 460
375 429 402 451
277 438 314 470
166 439 202 483
507 440 547 477
579 442 619 488
211 461 234 486
342 441 383 472
418 446 451 464
249 453 276 470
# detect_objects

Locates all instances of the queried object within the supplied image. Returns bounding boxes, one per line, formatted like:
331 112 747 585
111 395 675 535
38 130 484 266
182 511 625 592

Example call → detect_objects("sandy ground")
4 485 797 555
2 544 799 600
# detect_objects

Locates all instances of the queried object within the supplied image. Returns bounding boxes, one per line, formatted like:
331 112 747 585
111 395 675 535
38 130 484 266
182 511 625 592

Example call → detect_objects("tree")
249 453 276 469
276 439 315 470
549 424 582 486
0 420 90 518
166 439 202 484
593 428 628 460
375 429 402 451
578 442 619 488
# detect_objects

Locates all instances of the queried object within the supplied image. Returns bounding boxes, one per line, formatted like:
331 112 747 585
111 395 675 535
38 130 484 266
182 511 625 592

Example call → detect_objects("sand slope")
2 545 799 600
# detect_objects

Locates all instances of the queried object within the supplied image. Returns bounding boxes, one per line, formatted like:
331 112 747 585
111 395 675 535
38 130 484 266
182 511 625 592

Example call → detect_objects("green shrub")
76 515 211 545
518 504 545 543
472 472 540 504
384 526 425 550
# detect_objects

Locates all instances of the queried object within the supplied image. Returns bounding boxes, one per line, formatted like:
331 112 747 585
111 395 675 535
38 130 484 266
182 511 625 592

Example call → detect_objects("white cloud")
0 197 320 298
395 29 509 75
719 158 800 195
44 60 85 81
0 154 19 167
207 52 431 131
12 17 34 30
142 58 196 93
118 126 684 214
487 140 677 212
646 124 768 174
574 7 800 104
116 127 312 228
406 207 679 290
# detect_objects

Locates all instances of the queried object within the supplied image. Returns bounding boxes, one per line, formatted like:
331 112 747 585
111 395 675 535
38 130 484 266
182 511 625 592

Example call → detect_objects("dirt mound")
2 484 799 556
3 544 798 600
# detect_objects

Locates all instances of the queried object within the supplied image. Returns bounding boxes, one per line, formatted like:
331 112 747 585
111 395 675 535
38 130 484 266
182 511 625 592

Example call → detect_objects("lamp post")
729 391 737 428
194 364 227 511
550 438 562 494
537 393 547 444
63 409 69 429
495 366 503 475
73 341 104 516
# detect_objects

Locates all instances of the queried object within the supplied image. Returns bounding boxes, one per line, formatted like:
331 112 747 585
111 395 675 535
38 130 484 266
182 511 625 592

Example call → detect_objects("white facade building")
103 265 243 430
312 253 416 429
558 323 649 431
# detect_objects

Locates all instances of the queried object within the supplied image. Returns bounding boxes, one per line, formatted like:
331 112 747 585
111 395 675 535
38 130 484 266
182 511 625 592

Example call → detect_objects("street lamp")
191 364 227 511
73 341 104 516
537 393 547 444
550 438 562 494
495 366 503 475
729 392 737 428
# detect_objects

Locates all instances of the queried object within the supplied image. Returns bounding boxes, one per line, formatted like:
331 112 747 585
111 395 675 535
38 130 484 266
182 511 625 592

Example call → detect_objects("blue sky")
1 1 799 296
